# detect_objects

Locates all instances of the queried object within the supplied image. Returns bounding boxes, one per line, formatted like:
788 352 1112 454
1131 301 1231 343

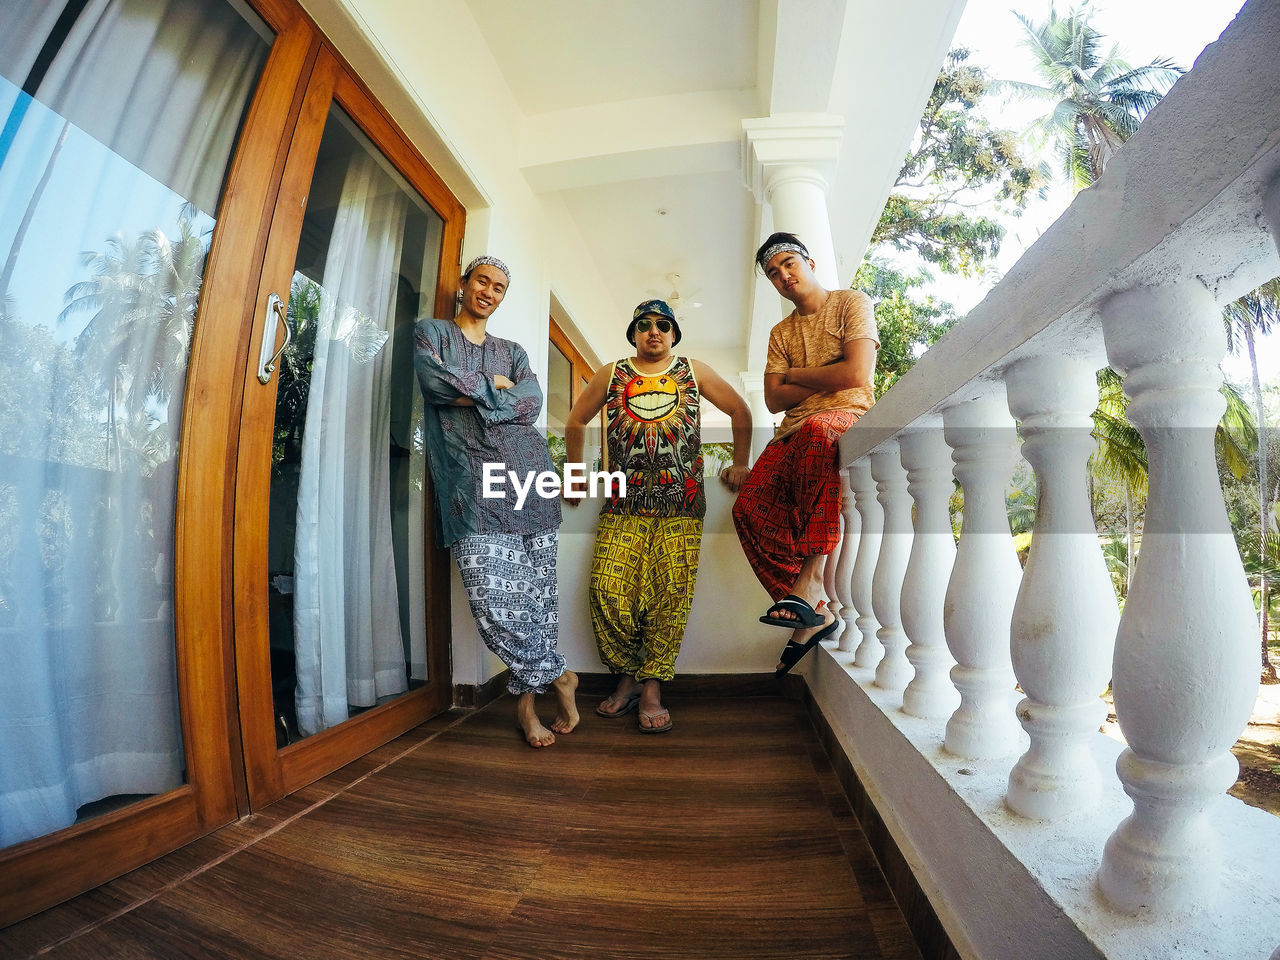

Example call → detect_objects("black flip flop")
759 594 824 628
774 619 840 678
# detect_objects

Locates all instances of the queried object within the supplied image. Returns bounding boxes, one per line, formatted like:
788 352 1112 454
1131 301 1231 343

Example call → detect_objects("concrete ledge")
801 642 1280 960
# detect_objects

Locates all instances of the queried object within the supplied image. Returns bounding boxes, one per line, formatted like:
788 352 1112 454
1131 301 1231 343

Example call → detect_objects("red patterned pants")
732 409 859 601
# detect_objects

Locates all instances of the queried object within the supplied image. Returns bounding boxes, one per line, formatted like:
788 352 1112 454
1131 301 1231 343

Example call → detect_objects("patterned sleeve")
476 340 543 426
413 319 500 408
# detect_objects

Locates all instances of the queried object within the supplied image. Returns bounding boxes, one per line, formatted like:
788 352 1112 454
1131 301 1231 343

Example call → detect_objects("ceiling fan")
659 272 702 318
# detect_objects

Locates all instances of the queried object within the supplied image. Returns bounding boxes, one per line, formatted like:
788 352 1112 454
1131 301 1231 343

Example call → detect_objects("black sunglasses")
635 318 673 333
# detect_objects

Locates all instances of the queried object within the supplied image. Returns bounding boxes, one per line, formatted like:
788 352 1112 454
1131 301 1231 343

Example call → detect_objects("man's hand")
560 476 587 507
493 373 515 390
719 464 750 492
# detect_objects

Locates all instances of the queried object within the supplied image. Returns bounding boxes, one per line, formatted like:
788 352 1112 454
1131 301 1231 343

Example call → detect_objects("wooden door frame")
0 0 315 925
230 45 464 808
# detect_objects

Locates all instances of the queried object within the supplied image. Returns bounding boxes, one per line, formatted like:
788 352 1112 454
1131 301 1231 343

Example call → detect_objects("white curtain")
293 150 410 736
0 0 267 849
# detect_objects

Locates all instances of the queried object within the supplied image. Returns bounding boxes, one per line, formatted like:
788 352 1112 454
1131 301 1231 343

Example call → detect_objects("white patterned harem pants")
453 529 566 695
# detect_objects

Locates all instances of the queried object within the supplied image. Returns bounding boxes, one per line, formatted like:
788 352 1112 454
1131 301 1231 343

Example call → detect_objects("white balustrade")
1096 283 1259 913
1004 354 1119 820
848 457 883 669
871 441 913 692
942 389 1023 759
899 423 958 719
834 467 860 651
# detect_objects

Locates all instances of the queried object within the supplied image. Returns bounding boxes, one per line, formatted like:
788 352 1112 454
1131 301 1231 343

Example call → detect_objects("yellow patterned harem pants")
590 513 703 682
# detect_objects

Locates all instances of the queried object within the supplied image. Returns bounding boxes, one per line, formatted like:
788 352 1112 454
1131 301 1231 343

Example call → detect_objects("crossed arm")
763 338 876 414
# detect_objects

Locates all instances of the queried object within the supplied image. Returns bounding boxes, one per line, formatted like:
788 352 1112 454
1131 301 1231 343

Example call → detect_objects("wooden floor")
2 691 922 960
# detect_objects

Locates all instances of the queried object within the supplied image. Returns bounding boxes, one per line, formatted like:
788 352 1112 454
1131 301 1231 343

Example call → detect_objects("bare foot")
550 670 580 734
516 692 555 748
637 679 672 733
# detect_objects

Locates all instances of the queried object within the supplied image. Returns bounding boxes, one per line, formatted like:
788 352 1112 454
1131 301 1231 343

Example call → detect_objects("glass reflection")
0 0 270 850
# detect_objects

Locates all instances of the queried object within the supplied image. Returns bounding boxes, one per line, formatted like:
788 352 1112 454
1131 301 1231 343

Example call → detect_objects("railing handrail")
841 0 1280 468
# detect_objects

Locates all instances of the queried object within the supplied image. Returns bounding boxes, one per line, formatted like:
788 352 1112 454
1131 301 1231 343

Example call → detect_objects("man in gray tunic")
414 255 578 747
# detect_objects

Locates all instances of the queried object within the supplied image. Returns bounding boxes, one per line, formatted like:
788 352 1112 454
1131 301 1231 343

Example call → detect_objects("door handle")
256 292 291 384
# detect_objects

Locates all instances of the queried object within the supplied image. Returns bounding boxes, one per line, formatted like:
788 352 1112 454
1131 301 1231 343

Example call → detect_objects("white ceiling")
463 0 964 373
465 0 759 116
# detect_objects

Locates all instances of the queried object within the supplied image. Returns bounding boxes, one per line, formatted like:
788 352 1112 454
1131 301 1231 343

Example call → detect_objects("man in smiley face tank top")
565 299 752 733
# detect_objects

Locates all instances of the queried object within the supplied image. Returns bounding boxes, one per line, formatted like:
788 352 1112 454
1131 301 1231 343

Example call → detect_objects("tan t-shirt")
765 288 879 438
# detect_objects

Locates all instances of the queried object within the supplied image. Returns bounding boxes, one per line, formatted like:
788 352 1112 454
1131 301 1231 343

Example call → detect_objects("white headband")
756 241 809 270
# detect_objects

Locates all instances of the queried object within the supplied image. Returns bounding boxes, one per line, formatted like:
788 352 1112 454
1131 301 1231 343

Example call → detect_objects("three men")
731 232 879 676
415 256 579 748
565 300 751 732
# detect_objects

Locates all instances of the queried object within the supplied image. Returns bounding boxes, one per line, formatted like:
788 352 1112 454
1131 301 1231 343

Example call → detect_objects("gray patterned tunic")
413 318 561 547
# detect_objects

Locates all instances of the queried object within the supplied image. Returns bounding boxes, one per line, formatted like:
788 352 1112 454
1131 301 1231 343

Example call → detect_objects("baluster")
942 389 1023 758
1096 283 1258 913
900 422 959 719
871 440 913 692
848 457 883 669
822 514 842 641
1004 354 1119 819
835 467 860 652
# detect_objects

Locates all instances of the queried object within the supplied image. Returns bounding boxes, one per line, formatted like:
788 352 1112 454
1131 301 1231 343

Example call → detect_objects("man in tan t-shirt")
731 232 879 676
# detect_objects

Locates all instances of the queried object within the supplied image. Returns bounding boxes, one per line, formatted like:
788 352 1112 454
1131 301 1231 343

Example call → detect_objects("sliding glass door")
0 0 278 918
0 0 462 921
231 49 460 805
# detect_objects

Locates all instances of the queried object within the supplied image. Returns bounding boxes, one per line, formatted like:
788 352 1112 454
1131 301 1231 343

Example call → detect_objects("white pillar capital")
742 114 843 289
740 113 844 205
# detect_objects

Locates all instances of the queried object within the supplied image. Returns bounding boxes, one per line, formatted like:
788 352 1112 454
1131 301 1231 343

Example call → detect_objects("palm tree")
1007 3 1182 190
1224 277 1280 682
58 205 210 472
1091 367 1147 595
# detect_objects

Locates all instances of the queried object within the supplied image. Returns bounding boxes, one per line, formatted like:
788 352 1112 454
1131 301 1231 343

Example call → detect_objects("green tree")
865 47 1042 392
856 260 955 398
1007 3 1181 189
872 48 1046 277
1224 278 1280 681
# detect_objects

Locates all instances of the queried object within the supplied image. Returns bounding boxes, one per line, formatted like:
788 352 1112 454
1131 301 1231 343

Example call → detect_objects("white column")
849 457 883 668
942 389 1023 759
871 440 913 692
1097 283 1258 914
738 372 774 464
834 467 860 652
900 422 959 719
741 115 843 288
1004 355 1119 820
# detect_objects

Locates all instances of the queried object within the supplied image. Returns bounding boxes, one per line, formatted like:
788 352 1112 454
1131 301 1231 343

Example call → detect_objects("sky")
912 0 1264 382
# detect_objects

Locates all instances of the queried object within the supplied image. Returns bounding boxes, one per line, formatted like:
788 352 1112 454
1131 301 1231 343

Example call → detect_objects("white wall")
301 0 773 689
